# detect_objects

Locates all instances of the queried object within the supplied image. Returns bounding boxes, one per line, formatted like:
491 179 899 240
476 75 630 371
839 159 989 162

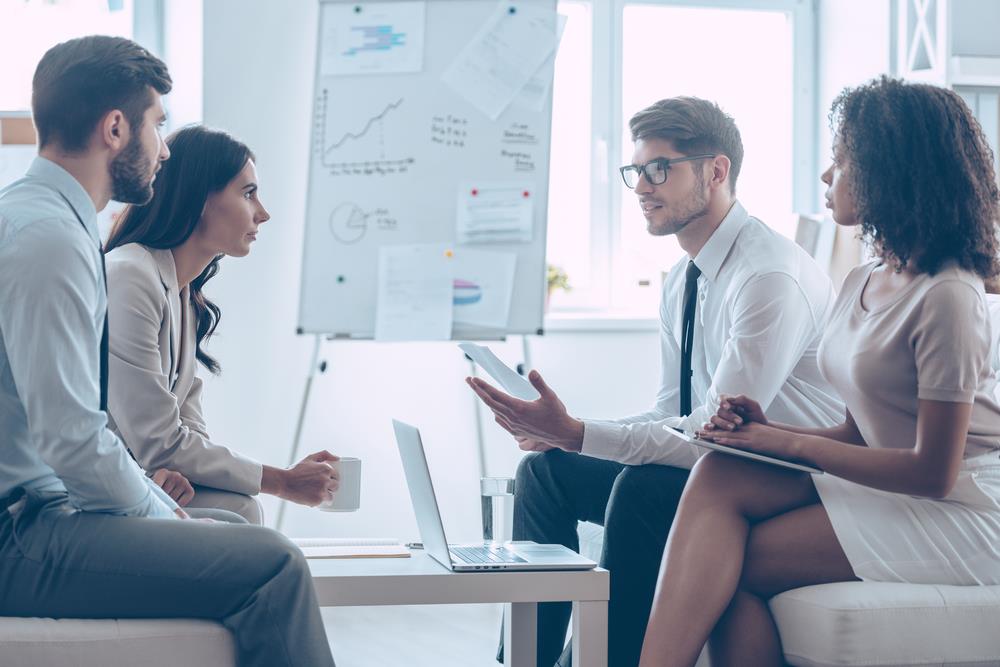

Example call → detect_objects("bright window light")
546 1 594 308
617 4 795 312
0 0 134 111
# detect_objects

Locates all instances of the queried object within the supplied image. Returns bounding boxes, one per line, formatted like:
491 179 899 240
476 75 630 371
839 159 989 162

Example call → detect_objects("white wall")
815 0 892 209
199 0 660 541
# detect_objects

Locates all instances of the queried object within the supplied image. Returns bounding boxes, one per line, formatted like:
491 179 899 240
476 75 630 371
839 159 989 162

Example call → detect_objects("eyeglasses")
619 154 716 189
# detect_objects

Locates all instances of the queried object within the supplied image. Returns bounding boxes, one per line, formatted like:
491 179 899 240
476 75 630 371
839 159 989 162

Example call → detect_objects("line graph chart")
325 97 403 152
314 91 414 177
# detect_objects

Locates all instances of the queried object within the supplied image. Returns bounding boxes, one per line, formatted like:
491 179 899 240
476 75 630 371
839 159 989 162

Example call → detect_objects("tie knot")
686 260 701 283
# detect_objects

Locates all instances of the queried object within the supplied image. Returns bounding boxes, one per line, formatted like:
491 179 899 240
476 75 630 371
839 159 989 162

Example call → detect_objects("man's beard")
648 173 711 237
110 132 155 205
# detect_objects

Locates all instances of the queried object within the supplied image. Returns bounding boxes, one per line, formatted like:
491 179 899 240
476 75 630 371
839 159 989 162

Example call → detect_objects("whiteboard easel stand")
274 332 535 533
274 333 328 532
466 333 534 481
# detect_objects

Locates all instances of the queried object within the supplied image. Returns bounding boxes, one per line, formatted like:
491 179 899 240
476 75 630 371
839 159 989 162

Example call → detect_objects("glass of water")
480 477 515 543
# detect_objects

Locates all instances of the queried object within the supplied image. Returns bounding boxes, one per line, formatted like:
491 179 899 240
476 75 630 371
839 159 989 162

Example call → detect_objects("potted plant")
546 263 571 309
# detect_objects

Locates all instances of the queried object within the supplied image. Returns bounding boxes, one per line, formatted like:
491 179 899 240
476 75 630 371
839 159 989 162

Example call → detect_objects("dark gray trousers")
502 450 689 667
0 489 336 667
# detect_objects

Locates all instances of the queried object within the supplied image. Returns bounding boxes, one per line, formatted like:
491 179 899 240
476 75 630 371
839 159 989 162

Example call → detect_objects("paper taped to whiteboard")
512 13 568 112
321 1 426 77
451 249 517 329
441 1 558 119
456 182 534 244
375 244 453 341
459 342 540 401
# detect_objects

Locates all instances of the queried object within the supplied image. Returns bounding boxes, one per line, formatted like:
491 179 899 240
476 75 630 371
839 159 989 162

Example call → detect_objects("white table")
309 551 609 667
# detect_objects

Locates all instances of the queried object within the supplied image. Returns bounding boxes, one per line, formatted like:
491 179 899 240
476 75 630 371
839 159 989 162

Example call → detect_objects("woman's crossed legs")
638 453 858 667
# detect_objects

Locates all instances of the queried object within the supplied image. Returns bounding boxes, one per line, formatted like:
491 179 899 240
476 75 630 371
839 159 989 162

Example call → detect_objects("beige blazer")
105 243 262 495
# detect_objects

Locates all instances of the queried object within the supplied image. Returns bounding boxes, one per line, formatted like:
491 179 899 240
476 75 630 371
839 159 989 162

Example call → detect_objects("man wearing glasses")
469 97 844 667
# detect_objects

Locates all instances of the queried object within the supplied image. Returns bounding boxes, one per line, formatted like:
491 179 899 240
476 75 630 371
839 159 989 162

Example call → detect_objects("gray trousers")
187 485 264 525
0 488 335 667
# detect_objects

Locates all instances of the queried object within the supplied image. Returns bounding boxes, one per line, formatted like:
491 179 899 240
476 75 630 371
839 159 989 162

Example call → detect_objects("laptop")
392 419 596 572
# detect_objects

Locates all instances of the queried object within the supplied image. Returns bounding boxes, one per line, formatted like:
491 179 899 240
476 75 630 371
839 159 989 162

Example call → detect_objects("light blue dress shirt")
0 157 177 518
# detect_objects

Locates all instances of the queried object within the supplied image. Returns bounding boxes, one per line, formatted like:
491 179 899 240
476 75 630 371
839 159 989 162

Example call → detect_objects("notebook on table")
291 537 410 559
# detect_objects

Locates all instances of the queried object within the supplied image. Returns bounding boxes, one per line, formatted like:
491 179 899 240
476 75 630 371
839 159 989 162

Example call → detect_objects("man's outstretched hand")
467 370 584 452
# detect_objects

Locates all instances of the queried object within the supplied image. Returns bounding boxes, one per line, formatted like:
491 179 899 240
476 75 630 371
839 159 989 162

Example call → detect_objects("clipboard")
665 426 823 475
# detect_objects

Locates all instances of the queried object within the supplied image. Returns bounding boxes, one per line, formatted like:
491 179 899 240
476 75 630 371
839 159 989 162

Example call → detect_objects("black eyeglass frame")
619 154 716 189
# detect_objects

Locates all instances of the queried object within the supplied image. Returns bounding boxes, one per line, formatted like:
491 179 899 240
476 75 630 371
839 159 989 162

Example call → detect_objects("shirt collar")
692 200 748 282
25 156 100 245
149 246 180 293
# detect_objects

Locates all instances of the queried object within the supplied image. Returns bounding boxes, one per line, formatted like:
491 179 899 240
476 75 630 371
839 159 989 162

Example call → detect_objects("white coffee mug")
319 457 361 512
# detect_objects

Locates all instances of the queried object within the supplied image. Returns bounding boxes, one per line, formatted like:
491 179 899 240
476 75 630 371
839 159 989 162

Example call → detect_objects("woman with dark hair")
105 125 340 524
638 76 1000 667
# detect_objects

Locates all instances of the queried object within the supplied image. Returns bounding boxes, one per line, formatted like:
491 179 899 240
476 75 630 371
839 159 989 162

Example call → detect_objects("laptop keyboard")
451 545 527 564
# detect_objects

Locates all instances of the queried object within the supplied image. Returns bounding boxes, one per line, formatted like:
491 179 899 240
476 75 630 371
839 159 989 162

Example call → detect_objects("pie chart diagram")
329 202 368 244
453 279 482 305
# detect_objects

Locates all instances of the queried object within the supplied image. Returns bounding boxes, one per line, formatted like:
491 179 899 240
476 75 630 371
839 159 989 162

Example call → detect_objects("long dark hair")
830 76 1000 279
106 125 255 374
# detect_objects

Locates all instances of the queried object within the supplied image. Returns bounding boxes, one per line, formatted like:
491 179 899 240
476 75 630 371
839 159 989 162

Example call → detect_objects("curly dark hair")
830 76 1000 279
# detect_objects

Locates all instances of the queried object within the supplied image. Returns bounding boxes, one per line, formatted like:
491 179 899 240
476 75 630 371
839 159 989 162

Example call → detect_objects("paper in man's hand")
459 342 540 401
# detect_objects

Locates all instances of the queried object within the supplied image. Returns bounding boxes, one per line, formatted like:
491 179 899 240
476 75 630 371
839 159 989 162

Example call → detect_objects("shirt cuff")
581 417 703 467
145 475 180 512
580 420 627 461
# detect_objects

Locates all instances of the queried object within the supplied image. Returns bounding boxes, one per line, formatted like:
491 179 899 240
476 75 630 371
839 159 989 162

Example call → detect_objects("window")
0 0 199 234
546 0 815 314
956 87 1000 186
0 0 136 112
0 0 142 197
546 1 602 306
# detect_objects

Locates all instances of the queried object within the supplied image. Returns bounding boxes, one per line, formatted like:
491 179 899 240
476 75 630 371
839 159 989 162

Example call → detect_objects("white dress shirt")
581 201 845 467
0 157 176 517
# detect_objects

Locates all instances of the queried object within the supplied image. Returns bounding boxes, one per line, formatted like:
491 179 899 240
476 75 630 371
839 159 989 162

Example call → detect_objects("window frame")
548 0 817 317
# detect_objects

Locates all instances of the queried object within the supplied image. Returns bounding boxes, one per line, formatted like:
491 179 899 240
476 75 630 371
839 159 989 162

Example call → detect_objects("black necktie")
99 248 109 412
680 260 701 417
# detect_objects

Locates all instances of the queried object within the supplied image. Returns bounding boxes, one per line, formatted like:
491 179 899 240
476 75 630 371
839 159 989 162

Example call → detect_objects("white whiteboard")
297 0 555 339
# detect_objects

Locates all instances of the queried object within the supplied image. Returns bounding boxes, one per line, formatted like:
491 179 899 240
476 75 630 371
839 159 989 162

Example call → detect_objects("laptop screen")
392 420 454 567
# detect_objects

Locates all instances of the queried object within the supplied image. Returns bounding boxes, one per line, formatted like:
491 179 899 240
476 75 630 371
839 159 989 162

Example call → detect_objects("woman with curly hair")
638 76 1000 667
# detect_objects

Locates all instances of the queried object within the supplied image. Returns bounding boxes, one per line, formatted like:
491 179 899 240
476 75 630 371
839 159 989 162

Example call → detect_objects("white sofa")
0 492 265 667
0 617 235 667
771 581 1000 667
